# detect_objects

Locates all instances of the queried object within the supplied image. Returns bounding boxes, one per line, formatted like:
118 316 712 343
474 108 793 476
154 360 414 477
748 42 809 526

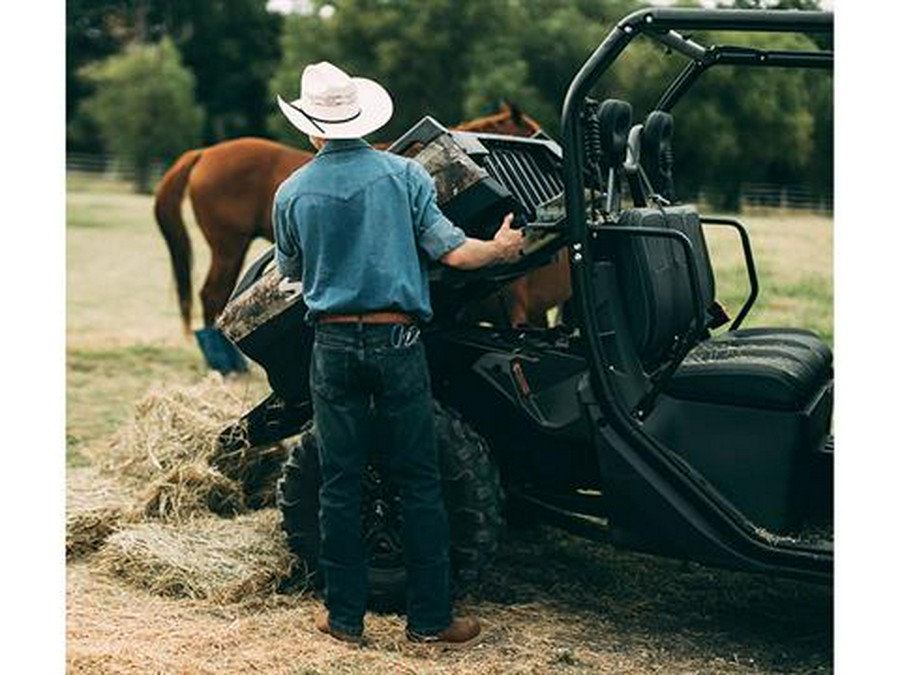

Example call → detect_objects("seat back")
590 103 720 371
610 205 713 368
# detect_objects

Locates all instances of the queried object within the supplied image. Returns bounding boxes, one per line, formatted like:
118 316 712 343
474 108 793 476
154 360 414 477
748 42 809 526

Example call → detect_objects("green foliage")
67 0 282 149
163 0 283 141
267 0 831 205
67 0 832 202
269 0 636 144
79 37 204 192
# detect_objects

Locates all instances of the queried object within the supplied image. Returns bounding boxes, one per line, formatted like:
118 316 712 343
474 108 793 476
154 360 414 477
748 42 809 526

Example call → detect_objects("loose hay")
107 373 287 512
209 439 290 510
75 377 301 602
93 509 295 604
109 373 250 479
67 468 143 560
67 506 128 560
141 461 245 522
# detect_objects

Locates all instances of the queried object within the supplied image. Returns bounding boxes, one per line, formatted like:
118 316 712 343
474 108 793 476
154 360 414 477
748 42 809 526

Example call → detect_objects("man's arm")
272 188 302 279
409 161 523 270
439 213 522 270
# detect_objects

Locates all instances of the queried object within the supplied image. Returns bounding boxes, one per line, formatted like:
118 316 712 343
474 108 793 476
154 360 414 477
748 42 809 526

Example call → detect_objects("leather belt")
317 311 416 326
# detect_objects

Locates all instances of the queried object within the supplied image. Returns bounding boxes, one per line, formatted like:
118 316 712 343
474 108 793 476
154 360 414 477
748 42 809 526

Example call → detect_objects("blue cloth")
273 138 466 323
310 323 451 636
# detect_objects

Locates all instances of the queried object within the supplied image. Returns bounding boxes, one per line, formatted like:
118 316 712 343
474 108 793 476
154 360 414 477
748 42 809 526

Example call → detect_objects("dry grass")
67 507 128 561
92 510 294 604
66 468 140 560
96 373 286 519
65 373 295 609
68 523 832 674
66 374 288 562
141 461 246 521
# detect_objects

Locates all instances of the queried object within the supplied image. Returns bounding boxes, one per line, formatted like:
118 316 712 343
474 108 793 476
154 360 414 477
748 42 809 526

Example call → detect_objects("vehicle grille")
478 140 564 220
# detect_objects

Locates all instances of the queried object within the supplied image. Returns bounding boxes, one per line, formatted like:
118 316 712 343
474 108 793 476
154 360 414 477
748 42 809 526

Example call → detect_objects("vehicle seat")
626 109 834 409
593 101 834 531
609 204 832 412
668 327 831 411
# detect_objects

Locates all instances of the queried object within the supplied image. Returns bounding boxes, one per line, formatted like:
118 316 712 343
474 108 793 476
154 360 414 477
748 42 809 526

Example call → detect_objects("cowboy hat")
276 62 393 139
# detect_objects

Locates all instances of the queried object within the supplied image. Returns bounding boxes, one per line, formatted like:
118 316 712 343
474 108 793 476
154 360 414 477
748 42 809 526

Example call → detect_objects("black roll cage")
559 8 833 580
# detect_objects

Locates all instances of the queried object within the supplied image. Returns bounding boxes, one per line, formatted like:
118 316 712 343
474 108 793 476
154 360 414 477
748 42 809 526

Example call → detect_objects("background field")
66 175 833 674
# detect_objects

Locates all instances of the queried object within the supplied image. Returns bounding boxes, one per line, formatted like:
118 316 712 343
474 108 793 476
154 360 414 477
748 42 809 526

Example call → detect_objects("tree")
66 0 138 153
266 0 831 207
79 37 205 192
268 0 638 144
67 0 283 149
159 0 283 141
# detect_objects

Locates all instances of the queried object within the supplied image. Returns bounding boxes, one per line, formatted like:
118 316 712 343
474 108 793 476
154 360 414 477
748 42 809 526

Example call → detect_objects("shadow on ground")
466 524 832 672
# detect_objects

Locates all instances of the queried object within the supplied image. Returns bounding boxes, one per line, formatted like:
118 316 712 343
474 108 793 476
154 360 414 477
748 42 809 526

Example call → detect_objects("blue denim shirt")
273 138 466 323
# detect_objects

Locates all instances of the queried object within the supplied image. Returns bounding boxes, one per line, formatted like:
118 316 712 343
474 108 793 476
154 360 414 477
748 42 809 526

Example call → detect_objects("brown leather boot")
406 616 482 649
314 611 365 646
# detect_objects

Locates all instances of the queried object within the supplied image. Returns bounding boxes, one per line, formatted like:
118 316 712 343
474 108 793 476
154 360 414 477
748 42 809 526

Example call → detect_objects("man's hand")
491 212 524 265
440 212 525 270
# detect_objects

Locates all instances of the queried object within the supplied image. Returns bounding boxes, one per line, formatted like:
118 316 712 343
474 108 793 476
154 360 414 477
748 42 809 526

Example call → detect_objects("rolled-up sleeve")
273 187 302 279
408 161 466 261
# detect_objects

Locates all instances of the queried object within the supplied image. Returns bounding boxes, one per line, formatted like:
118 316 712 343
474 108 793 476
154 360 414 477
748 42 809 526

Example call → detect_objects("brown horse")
154 104 569 335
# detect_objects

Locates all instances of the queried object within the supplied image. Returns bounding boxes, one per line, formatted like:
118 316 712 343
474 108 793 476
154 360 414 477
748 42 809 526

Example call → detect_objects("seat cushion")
666 328 832 411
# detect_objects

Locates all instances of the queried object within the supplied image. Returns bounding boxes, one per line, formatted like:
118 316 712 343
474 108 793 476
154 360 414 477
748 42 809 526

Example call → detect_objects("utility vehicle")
217 7 834 607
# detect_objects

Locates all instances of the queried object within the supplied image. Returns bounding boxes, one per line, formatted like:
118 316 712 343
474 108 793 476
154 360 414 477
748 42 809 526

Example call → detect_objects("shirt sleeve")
408 161 467 261
273 186 302 279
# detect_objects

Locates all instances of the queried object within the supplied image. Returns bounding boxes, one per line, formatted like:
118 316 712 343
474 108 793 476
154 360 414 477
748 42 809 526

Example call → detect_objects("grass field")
66 176 273 466
66 174 833 674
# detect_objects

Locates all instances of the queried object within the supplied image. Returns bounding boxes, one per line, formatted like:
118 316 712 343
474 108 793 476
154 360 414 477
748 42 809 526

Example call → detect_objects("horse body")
155 137 313 330
154 106 570 338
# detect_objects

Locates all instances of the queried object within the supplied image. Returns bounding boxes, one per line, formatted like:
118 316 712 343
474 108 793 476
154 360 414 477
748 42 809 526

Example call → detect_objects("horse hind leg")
196 237 252 373
200 236 253 327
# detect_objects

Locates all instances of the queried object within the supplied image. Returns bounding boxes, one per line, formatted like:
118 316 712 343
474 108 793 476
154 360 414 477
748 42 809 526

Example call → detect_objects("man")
273 62 522 647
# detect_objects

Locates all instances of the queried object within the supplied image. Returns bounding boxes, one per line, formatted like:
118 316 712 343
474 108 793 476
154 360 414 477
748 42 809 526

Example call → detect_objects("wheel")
276 400 504 611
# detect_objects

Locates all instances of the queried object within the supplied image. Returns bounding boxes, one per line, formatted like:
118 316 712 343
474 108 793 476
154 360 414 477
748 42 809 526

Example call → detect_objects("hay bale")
141 462 246 522
66 506 127 560
106 374 290 513
93 510 295 604
67 468 143 560
109 373 251 481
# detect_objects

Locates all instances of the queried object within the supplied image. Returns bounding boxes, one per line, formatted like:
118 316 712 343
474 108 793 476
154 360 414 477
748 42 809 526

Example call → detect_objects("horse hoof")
195 327 249 375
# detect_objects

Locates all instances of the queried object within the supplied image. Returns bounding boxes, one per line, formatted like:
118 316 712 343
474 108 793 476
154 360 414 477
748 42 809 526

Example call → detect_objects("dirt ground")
64 179 834 673
67 471 833 674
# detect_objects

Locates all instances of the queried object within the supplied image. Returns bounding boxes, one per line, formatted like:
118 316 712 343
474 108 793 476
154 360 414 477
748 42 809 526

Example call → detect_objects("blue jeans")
310 322 451 636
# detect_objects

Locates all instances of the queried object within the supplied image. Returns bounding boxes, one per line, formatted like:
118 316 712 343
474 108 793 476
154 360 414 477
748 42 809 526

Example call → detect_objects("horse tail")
154 148 203 334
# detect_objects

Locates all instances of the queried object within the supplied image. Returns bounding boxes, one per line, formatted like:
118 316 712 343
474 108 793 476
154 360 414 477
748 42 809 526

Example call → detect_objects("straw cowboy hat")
276 62 393 139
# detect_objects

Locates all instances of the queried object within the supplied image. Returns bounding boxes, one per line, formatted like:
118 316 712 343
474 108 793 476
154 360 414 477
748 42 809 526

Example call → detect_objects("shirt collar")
317 138 372 156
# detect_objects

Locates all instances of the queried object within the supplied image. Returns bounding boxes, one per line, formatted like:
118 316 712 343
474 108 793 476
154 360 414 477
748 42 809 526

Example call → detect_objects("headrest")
640 111 675 201
597 99 633 172
625 124 643 173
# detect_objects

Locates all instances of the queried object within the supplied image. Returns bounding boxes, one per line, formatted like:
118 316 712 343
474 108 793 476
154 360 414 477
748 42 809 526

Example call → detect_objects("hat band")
284 99 362 134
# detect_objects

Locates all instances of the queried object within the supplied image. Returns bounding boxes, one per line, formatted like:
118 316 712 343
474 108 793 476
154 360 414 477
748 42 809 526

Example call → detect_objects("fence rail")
693 182 833 213
66 153 833 213
67 153 166 186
